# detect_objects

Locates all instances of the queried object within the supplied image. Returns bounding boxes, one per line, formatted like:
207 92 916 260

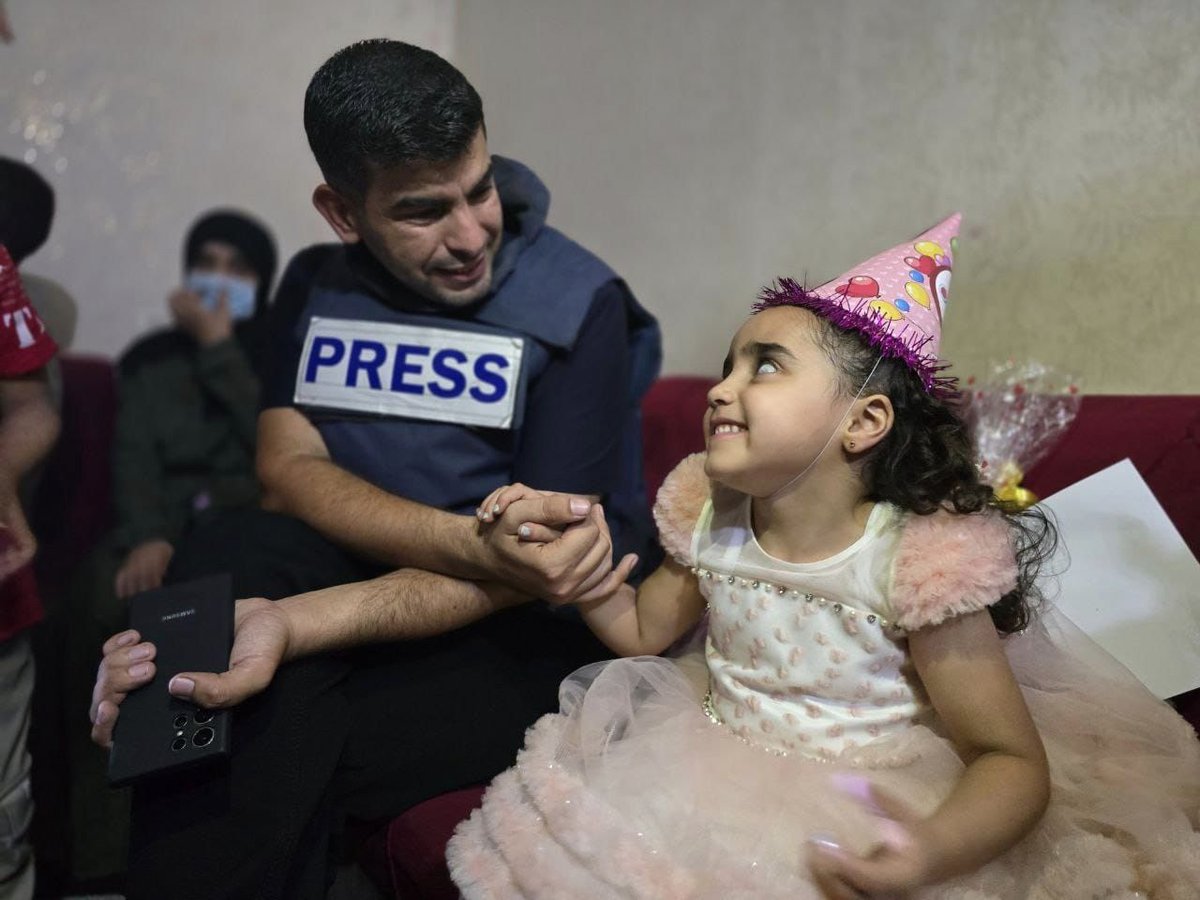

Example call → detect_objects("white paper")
1039 459 1200 699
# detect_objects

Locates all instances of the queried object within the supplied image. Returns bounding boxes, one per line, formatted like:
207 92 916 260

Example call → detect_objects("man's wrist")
273 593 318 661
450 512 499 581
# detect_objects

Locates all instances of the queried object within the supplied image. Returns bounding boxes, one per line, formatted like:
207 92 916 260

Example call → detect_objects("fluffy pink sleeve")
652 453 711 566
890 509 1018 631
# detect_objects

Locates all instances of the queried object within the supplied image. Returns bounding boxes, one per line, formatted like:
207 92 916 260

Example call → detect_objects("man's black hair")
304 39 485 199
0 157 55 263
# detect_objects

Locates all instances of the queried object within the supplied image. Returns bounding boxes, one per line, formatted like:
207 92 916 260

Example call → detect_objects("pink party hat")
755 213 961 396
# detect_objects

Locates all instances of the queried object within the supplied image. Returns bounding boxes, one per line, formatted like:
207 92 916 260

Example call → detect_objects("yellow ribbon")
993 459 1038 509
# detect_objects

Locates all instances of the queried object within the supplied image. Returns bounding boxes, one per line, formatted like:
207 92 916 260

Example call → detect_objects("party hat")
755 213 961 396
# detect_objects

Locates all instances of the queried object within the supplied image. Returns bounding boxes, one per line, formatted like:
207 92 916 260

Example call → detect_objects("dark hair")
0 157 55 263
812 315 1057 634
304 39 485 198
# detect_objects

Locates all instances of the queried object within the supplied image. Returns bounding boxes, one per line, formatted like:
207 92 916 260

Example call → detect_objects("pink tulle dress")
448 455 1200 898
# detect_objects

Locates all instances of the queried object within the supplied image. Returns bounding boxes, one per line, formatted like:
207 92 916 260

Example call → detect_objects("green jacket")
112 330 260 550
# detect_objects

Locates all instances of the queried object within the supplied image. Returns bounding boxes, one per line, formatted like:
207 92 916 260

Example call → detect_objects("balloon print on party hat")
754 213 961 397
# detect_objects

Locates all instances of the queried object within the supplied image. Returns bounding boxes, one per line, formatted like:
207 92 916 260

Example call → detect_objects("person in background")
0 230 61 898
110 209 276 598
61 209 276 883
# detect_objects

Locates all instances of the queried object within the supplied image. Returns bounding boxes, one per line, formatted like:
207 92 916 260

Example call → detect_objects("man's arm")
257 407 614 599
258 406 484 572
0 368 59 480
90 567 527 745
90 496 642 747
0 369 60 578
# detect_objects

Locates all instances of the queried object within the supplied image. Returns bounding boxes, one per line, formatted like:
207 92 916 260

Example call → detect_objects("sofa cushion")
1023 395 1200 557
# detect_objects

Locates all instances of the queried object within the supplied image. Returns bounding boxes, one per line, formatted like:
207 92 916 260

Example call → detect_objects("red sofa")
30 360 1200 898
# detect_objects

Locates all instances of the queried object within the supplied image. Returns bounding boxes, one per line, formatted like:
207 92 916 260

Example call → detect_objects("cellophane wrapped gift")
963 360 1082 507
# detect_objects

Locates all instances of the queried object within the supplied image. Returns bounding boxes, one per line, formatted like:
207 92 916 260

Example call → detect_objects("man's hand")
169 287 233 347
90 627 157 749
165 598 291 708
476 484 638 604
90 598 290 748
114 538 174 599
0 479 35 581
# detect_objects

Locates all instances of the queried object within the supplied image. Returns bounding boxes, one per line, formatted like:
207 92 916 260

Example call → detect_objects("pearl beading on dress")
689 566 907 634
692 560 925 761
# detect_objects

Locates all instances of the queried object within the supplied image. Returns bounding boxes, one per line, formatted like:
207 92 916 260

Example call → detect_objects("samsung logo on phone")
162 609 197 622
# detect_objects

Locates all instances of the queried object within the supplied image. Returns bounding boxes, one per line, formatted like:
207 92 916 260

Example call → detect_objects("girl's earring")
847 441 856 450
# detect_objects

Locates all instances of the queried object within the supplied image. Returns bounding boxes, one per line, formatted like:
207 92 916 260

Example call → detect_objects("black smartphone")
107 574 235 786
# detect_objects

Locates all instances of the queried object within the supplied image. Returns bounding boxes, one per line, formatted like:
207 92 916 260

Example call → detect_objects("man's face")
334 129 503 308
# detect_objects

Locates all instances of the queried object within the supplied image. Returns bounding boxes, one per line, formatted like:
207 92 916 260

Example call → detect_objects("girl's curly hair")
812 315 1057 634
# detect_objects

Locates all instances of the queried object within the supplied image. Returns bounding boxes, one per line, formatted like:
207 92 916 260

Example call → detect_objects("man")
90 39 659 899
0 158 62 900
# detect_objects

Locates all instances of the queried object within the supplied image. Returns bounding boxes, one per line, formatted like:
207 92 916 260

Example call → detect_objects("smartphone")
107 574 235 786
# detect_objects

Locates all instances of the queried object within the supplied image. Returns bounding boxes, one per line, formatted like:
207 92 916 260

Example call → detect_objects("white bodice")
693 493 931 759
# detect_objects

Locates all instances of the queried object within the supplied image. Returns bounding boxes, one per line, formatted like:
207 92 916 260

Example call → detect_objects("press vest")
291 228 660 531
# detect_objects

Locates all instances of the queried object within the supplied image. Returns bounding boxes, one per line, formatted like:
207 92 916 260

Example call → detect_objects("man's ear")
843 393 894 455
312 184 362 245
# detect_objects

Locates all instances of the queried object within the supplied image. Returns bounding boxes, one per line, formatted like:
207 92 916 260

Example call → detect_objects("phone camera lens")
173 714 189 729
193 710 214 725
171 737 187 752
192 726 215 748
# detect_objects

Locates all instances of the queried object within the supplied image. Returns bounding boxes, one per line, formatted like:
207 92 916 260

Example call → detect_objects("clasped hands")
474 482 639 607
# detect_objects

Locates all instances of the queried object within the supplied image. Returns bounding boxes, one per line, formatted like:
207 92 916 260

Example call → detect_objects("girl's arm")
810 609 1049 894
909 609 1049 876
575 557 706 657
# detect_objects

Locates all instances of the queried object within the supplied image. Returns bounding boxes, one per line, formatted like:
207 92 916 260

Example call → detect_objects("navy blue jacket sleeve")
512 281 629 495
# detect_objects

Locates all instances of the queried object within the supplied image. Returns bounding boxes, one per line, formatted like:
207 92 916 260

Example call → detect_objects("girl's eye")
756 359 779 375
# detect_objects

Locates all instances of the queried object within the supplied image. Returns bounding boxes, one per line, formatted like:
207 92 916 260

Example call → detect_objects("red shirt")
0 242 59 640
0 243 57 375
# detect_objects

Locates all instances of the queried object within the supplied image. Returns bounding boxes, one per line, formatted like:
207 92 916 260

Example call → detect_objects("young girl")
449 215 1200 898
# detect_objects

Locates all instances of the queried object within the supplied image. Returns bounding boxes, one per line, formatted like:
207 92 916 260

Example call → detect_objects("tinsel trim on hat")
753 277 958 399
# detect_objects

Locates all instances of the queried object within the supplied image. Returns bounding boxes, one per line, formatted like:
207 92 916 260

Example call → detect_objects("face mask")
186 271 258 321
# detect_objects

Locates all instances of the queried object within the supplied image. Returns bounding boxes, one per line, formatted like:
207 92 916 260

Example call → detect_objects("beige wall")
459 0 1200 393
1 0 453 357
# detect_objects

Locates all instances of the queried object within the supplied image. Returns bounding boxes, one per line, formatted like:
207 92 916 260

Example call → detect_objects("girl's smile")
703 306 846 496
709 417 747 439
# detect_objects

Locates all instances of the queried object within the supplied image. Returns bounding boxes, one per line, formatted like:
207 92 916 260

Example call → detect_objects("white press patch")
294 317 525 429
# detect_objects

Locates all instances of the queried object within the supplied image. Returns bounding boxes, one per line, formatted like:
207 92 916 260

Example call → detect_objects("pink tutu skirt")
448 609 1200 898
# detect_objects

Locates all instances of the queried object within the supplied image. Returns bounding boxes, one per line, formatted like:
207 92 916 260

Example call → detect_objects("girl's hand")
475 485 638 603
477 482 586 542
807 776 935 899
